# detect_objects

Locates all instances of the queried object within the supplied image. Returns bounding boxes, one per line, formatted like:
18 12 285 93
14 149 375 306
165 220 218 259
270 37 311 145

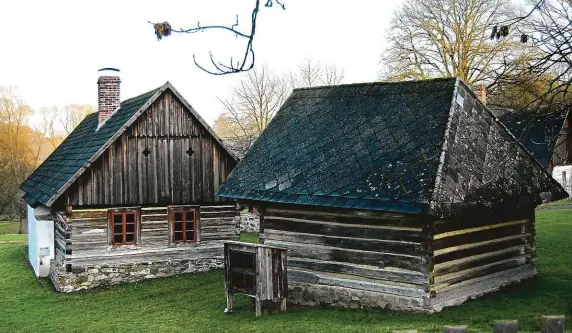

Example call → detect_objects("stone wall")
288 283 428 313
50 257 223 292
239 213 260 232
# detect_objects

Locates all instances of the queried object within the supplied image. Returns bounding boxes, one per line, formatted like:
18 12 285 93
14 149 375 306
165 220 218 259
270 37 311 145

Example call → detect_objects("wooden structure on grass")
224 241 287 316
218 78 568 312
20 69 239 291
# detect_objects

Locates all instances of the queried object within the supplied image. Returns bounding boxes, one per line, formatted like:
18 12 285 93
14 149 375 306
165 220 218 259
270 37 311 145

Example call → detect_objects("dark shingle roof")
218 78 458 213
218 78 568 214
489 106 566 168
20 87 160 207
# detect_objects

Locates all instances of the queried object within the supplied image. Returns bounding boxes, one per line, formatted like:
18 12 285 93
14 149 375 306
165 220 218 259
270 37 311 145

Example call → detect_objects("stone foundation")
288 283 429 312
239 213 260 232
49 258 224 292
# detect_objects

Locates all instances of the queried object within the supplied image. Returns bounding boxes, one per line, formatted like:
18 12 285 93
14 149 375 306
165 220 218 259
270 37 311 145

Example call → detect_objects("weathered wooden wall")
260 205 433 309
55 91 236 208
54 213 70 267
552 111 572 166
258 203 536 312
55 204 239 267
429 209 536 310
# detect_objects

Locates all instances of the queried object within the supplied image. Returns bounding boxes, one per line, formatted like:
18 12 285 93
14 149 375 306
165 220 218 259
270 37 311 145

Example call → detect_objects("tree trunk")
18 217 27 234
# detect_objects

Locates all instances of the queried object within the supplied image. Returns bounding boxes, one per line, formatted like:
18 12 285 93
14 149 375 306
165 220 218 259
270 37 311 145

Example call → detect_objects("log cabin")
20 68 239 291
217 78 568 312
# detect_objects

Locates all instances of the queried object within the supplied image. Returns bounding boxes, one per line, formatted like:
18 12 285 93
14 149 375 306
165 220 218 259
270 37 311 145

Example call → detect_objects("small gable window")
169 206 199 243
108 208 140 246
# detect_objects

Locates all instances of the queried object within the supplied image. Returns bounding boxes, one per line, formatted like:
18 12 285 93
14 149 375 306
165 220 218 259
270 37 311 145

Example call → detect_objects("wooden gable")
55 89 237 207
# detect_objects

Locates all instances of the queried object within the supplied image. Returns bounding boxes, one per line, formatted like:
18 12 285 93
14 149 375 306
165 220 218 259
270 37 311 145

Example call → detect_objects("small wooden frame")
224 241 288 317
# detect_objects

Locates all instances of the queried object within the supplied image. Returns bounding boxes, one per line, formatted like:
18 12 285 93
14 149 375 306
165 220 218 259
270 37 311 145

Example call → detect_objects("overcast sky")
0 0 403 125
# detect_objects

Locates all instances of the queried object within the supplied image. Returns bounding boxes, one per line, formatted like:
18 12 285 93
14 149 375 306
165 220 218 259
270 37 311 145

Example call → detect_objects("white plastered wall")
27 205 55 277
552 165 572 199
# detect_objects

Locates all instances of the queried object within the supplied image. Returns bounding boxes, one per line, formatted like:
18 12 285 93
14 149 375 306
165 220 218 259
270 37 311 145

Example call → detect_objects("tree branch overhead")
150 0 286 75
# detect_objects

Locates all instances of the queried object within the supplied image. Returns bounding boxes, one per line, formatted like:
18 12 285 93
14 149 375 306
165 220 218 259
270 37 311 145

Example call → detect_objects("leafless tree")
380 0 535 88
215 65 290 156
290 58 345 88
60 104 94 136
509 0 572 109
34 106 59 150
484 0 572 166
215 60 346 156
150 0 286 75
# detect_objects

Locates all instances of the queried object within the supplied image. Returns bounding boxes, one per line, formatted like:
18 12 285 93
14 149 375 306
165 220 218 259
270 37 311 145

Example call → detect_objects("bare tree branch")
214 65 290 156
290 58 345 88
150 0 285 75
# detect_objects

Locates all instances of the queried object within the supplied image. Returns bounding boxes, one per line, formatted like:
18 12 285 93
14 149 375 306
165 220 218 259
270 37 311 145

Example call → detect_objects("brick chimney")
473 84 487 105
97 68 121 125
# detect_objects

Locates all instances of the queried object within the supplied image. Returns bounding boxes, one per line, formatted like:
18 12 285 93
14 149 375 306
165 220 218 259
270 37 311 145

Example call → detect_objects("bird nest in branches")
154 22 172 40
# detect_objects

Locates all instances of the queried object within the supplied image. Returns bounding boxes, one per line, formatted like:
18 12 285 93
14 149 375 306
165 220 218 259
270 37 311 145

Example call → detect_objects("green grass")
0 221 19 234
0 234 25 243
0 211 571 333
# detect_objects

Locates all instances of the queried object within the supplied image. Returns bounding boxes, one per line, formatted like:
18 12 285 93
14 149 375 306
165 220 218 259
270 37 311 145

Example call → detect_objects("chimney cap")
98 68 120 75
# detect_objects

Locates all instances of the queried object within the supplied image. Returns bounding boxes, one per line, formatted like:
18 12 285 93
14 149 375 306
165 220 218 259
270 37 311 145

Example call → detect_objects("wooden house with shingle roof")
489 106 572 198
218 78 568 312
20 69 239 291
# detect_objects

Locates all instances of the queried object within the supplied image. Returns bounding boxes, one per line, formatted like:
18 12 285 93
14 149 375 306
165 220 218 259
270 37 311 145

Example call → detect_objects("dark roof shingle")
20 87 160 207
218 78 458 213
489 106 566 168
218 78 568 214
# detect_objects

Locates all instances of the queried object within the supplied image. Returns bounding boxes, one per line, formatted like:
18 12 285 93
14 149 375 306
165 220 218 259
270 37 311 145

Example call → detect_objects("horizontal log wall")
56 91 236 207
429 209 536 310
59 204 239 267
260 206 432 307
54 215 71 266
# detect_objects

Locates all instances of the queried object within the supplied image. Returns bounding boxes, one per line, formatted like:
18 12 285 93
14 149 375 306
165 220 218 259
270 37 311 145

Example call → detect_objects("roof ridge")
292 77 457 92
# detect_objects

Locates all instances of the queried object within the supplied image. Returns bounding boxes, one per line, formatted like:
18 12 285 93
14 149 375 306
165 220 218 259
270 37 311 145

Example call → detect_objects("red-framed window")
110 210 138 246
170 207 198 243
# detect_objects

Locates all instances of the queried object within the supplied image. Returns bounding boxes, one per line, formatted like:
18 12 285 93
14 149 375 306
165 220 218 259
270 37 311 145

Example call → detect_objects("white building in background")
553 165 572 199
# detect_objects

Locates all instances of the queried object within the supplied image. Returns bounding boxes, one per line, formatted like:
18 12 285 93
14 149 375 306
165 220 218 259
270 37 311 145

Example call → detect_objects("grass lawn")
0 211 571 333
0 234 25 244
0 221 19 234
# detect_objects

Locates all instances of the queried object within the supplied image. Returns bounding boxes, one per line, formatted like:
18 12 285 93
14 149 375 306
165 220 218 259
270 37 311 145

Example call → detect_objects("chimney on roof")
97 68 121 125
473 84 487 105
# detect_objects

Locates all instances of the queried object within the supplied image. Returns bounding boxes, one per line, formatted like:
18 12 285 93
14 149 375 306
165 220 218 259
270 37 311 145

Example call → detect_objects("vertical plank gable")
54 90 237 208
